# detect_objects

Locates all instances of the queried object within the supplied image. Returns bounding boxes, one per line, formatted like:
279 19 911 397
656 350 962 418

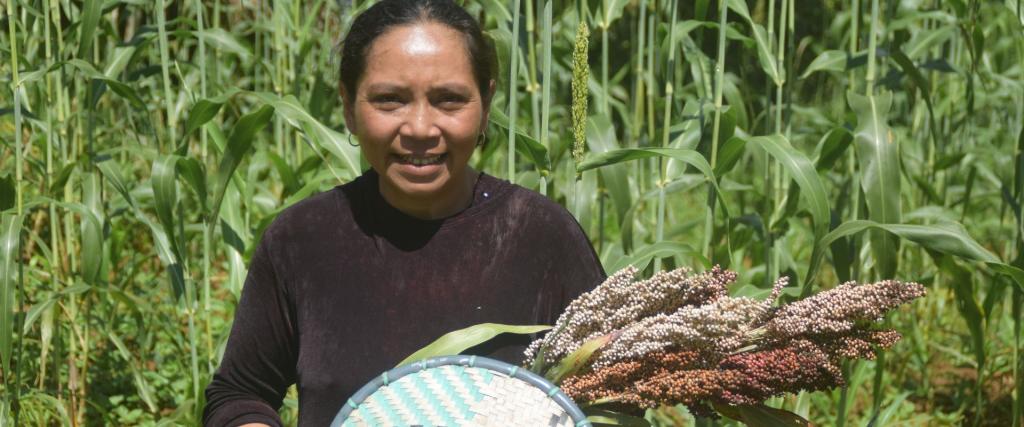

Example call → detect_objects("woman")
202 1 605 426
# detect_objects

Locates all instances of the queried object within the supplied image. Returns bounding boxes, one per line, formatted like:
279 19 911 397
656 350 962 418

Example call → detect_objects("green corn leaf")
820 220 996 264
989 263 1024 293
107 331 159 412
152 155 181 262
747 134 831 229
905 25 956 59
251 92 360 179
799 50 848 79
397 323 551 367
743 135 831 289
175 157 207 212
813 127 854 172
0 213 22 380
185 101 225 138
0 175 14 212
713 136 747 177
14 63 61 88
479 0 513 23
848 90 901 279
49 159 80 197
267 151 301 198
545 333 614 383
22 297 56 335
65 59 146 109
606 241 709 274
889 47 940 143
715 403 811 426
95 159 134 209
813 220 1020 291
489 108 551 173
726 0 782 86
193 28 253 62
935 256 986 369
587 116 632 243
209 104 274 223
78 0 103 58
81 172 105 286
103 46 137 77
34 199 107 289
584 408 650 426
184 89 239 139
600 0 630 28
577 147 730 217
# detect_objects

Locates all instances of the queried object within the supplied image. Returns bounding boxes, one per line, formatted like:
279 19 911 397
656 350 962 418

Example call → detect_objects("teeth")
402 154 444 166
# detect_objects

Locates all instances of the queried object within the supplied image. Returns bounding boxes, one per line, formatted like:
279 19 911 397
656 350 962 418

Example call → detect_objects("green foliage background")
1 0 1023 425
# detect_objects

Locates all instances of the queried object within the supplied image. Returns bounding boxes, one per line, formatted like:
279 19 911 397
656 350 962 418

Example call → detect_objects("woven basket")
331 355 592 427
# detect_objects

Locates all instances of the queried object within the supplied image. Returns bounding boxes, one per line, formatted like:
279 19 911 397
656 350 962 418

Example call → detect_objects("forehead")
360 22 476 90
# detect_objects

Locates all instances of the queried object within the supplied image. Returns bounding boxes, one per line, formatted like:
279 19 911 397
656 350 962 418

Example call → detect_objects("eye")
434 93 469 110
369 94 405 110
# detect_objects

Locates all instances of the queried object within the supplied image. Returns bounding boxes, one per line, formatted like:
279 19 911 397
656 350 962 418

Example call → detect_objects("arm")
533 197 607 321
203 231 298 427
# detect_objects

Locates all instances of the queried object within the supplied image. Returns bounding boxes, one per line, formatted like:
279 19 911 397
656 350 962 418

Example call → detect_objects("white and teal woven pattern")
332 356 591 427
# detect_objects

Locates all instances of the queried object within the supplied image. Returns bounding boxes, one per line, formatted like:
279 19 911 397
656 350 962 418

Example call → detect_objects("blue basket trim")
332 356 590 427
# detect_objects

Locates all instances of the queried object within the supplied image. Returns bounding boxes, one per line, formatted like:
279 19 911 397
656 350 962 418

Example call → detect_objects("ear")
339 84 357 134
480 79 497 130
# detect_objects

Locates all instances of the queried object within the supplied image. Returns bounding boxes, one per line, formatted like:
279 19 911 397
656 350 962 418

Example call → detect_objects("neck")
378 168 479 220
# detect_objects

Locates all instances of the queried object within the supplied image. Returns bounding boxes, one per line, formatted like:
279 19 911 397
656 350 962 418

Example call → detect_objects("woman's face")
342 22 491 217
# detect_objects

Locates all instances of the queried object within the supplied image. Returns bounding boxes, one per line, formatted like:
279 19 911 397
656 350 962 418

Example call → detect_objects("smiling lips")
393 153 448 166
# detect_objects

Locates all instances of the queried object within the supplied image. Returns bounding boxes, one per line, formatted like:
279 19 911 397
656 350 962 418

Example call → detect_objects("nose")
399 101 442 140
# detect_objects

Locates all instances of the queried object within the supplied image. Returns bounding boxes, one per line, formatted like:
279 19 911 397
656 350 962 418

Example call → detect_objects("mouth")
393 153 448 166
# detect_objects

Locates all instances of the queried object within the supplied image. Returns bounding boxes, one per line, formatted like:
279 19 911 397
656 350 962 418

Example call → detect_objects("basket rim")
330 355 592 427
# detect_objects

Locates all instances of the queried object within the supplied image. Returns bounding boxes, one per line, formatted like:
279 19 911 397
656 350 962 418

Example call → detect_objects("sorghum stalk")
273 0 287 159
8 0 22 216
539 1 553 196
864 0 885 418
655 0 681 272
193 0 216 374
600 0 610 114
704 0 729 259
6 0 25 421
507 0 522 184
526 0 541 138
157 0 176 147
632 0 648 144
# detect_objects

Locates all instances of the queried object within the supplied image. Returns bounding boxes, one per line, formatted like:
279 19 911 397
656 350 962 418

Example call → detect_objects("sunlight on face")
346 22 489 219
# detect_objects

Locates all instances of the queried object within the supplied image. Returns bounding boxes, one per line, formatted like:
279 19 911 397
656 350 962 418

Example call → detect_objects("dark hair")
338 0 496 104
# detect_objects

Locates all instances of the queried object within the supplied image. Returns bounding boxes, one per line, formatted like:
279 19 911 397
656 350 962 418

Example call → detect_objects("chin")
384 169 453 198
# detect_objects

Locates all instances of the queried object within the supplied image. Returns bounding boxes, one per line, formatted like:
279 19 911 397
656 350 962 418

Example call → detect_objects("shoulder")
260 175 364 248
492 180 587 238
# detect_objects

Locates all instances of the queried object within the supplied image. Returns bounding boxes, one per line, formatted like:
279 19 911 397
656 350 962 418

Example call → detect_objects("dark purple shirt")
202 170 605 426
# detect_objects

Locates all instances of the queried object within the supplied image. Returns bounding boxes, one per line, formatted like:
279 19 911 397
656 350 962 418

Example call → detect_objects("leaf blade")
397 323 551 367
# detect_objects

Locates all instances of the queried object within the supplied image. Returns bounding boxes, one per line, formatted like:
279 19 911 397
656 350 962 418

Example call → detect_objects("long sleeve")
203 228 298 427
527 194 607 325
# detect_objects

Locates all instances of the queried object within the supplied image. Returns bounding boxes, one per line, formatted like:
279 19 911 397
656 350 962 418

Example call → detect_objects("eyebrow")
363 82 474 94
364 83 406 93
430 83 473 93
